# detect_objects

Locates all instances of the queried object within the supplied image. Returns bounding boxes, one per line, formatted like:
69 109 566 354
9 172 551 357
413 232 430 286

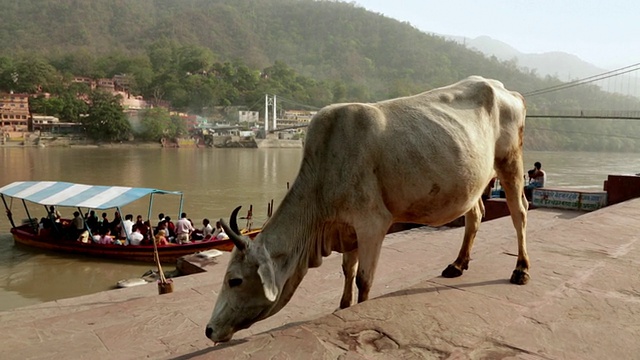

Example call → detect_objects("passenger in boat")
99 212 110 234
175 212 195 244
77 230 90 243
100 229 114 245
38 217 52 236
202 219 214 240
120 214 134 241
155 229 169 246
213 221 229 240
48 206 61 223
140 220 152 244
86 210 99 233
71 211 85 239
110 211 122 236
129 225 145 246
192 218 213 241
156 213 166 230
157 220 168 235
165 216 176 241
134 215 144 231
212 221 223 239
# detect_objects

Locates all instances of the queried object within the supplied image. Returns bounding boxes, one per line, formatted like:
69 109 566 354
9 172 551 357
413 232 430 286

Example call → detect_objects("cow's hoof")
441 264 463 278
510 269 530 285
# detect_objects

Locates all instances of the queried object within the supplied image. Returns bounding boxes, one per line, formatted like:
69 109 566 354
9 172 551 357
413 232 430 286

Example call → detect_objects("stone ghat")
1 200 639 359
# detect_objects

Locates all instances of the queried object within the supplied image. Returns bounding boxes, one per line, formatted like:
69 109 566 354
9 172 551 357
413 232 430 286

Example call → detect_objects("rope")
149 220 168 284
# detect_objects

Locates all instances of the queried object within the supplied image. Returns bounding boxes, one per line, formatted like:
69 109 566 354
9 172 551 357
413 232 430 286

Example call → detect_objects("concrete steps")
0 205 611 359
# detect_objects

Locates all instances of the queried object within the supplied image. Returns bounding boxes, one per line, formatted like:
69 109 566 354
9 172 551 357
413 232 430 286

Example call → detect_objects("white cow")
206 76 529 343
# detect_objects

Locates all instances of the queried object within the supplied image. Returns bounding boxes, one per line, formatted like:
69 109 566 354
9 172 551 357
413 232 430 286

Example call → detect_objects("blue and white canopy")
0 181 182 210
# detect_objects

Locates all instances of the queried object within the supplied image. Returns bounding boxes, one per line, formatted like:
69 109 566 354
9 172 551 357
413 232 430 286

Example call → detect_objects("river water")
0 147 638 311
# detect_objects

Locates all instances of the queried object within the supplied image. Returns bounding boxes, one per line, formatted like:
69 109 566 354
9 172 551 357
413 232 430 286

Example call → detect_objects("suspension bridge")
262 62 640 133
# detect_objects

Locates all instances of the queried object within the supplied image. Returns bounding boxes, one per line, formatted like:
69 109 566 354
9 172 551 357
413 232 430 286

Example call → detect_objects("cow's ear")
257 259 278 302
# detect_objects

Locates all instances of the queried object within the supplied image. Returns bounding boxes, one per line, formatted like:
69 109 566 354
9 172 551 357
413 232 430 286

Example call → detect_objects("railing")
527 109 640 119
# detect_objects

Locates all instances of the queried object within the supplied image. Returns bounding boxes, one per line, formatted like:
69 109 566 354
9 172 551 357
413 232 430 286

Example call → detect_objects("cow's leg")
496 156 530 285
353 222 389 304
340 249 358 309
442 198 484 278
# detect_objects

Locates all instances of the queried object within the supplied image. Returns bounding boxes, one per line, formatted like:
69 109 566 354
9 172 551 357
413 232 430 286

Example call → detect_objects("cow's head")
205 206 280 343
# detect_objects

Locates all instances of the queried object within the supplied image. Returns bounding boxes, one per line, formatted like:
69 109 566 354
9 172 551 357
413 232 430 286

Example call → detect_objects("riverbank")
2 200 639 359
0 139 163 148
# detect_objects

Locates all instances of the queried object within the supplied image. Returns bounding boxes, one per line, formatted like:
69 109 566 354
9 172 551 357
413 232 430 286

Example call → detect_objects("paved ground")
1 199 639 359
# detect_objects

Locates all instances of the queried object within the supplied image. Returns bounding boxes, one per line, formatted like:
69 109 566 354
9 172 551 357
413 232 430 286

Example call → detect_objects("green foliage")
138 108 187 141
83 91 131 141
169 115 187 139
30 91 88 122
138 107 170 141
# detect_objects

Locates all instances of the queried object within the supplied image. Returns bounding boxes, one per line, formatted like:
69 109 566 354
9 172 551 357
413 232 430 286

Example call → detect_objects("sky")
352 0 639 70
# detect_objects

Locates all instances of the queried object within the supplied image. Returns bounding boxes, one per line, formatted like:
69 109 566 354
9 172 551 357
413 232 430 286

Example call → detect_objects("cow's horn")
221 206 248 251
230 206 242 235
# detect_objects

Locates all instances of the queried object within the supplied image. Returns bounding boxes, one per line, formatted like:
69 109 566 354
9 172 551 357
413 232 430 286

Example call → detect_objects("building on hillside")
32 115 83 135
72 76 95 90
238 110 259 124
113 74 130 93
278 110 316 128
96 78 115 92
0 92 31 141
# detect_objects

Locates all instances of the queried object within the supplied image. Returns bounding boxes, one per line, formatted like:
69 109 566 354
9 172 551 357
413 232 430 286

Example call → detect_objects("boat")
0 181 258 263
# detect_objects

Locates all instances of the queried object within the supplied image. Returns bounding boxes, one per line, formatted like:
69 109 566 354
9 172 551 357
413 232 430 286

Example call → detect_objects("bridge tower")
264 94 277 133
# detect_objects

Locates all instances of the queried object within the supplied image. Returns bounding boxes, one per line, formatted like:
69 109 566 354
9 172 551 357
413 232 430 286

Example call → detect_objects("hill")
1 0 640 151
0 0 583 98
447 35 640 98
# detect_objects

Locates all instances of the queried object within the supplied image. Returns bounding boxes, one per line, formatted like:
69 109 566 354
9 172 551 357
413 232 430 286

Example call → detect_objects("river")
0 147 638 311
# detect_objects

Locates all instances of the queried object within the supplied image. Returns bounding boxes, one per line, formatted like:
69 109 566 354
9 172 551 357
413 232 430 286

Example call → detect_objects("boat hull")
10 225 256 263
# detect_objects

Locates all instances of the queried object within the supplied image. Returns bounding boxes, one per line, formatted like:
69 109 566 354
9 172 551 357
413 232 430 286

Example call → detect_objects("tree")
12 57 60 93
59 92 89 123
83 91 131 141
168 115 187 139
138 107 171 141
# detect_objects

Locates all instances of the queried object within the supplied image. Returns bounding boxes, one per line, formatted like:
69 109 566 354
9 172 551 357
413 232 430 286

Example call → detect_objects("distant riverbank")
0 138 164 149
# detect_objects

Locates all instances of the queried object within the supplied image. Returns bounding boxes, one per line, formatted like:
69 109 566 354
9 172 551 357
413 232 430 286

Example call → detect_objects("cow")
205 76 529 343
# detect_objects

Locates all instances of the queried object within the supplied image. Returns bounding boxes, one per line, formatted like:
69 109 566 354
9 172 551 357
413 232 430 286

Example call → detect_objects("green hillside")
1 0 640 151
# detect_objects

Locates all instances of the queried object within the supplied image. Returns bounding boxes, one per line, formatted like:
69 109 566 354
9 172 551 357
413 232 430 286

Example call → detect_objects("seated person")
100 230 114 245
77 230 90 243
525 161 546 200
38 217 52 236
155 230 169 246
164 216 176 241
526 162 546 189
129 225 145 246
215 221 229 240
140 220 152 244
156 220 168 238
192 218 213 241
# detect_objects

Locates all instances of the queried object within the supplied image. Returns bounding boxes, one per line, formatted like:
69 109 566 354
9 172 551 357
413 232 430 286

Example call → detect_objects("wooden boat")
0 181 258 263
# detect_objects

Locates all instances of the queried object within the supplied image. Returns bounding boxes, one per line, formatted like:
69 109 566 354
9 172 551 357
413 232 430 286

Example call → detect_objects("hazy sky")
353 0 639 70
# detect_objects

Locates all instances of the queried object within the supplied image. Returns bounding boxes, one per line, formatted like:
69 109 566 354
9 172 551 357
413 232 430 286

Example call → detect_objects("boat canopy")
0 181 182 210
